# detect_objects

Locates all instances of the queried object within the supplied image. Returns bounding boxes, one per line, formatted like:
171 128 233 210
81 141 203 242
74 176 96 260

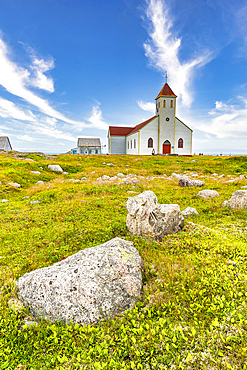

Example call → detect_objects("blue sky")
0 0 247 154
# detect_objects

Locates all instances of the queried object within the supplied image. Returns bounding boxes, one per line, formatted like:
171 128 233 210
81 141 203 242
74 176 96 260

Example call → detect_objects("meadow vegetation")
1 152 247 369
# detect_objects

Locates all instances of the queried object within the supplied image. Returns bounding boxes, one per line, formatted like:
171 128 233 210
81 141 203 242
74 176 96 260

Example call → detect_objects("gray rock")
17 237 144 325
242 186 247 189
191 159 198 162
63 172 69 175
181 207 200 219
197 190 219 198
81 177 87 181
22 196 29 199
48 165 63 172
102 175 110 180
7 182 21 188
36 181 44 185
29 200 41 205
0 199 8 203
30 171 41 175
21 320 39 329
222 190 247 210
106 163 114 167
110 176 118 181
126 191 184 241
179 179 204 187
117 173 125 178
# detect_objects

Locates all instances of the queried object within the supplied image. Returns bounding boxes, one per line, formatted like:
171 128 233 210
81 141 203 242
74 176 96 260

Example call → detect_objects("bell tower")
155 77 177 154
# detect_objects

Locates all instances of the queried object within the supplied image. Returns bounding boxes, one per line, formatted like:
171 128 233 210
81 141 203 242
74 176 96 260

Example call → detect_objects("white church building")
108 83 193 155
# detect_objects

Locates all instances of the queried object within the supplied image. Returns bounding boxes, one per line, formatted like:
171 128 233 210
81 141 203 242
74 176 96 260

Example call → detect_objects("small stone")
181 207 200 219
117 173 125 178
102 175 110 180
48 165 63 172
110 176 118 181
21 320 39 329
197 190 219 198
81 177 87 181
7 182 21 188
1 199 9 203
242 186 247 189
106 163 114 167
29 200 41 205
179 179 204 187
30 171 41 175
39 167 43 170
63 172 69 175
36 181 44 185
22 196 29 199
0 181 2 185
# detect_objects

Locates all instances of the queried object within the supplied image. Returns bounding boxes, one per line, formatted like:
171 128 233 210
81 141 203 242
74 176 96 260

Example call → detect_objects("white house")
108 83 193 155
0 137 12 151
71 138 101 155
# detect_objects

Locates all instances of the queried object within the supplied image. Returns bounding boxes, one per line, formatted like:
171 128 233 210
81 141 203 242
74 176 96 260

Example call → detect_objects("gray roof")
77 138 101 147
0 137 12 150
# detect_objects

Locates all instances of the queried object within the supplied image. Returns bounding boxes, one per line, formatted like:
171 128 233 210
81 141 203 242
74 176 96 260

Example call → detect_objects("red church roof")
109 116 157 137
109 126 133 136
127 116 156 135
156 83 177 99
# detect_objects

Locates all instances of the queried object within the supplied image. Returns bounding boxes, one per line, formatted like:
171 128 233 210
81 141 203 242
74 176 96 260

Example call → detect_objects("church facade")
108 83 193 155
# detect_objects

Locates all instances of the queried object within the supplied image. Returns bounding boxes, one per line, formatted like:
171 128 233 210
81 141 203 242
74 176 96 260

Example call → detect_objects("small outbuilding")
71 138 101 155
0 137 12 151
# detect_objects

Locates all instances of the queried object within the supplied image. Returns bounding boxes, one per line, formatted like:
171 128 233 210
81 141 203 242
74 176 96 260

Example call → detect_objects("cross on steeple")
165 72 168 83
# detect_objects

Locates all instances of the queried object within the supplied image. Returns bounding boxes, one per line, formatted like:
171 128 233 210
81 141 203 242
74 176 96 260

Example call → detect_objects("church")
108 83 193 155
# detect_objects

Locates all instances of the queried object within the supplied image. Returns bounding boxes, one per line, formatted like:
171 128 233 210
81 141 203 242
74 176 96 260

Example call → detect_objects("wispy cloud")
16 134 36 142
143 0 213 106
29 51 55 92
200 97 247 138
137 100 155 113
0 36 80 124
0 98 36 121
87 103 108 130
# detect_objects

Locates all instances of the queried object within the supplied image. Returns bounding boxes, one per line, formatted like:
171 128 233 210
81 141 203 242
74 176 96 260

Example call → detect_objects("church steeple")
155 83 177 100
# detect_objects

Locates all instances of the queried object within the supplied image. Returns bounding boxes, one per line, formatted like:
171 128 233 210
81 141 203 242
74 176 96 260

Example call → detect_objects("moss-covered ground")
1 152 247 369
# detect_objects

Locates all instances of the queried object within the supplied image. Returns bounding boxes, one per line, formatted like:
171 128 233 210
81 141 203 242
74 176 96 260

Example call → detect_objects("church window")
178 138 183 148
163 100 166 108
131 140 132 149
170 100 173 108
148 138 153 148
128 141 129 149
134 139 136 148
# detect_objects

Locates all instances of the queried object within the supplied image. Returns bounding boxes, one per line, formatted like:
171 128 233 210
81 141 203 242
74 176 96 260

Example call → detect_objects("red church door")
163 140 171 154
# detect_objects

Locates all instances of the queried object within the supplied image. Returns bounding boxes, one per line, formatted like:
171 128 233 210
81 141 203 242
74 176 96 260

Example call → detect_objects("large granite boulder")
197 190 219 198
126 191 184 241
222 190 247 210
179 179 204 187
17 238 144 325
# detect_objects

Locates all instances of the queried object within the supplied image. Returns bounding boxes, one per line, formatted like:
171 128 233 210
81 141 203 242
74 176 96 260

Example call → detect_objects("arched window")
178 138 183 148
128 141 129 149
148 138 153 148
131 140 132 149
134 139 136 148
163 100 166 108
170 100 173 108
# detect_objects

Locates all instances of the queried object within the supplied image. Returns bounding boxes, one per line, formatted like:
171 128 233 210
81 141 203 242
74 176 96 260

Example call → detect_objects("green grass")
1 152 247 369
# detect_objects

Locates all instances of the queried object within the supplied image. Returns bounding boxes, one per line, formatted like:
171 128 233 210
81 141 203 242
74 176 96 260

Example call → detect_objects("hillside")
1 152 247 369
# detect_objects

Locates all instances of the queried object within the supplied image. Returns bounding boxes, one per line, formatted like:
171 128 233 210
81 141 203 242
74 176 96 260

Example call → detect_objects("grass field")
1 152 247 369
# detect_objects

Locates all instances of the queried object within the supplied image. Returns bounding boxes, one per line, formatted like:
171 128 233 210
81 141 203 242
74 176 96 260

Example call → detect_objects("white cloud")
199 97 247 139
29 54 55 92
0 98 36 121
16 135 36 142
143 0 213 106
0 37 82 125
137 100 156 113
87 103 108 130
